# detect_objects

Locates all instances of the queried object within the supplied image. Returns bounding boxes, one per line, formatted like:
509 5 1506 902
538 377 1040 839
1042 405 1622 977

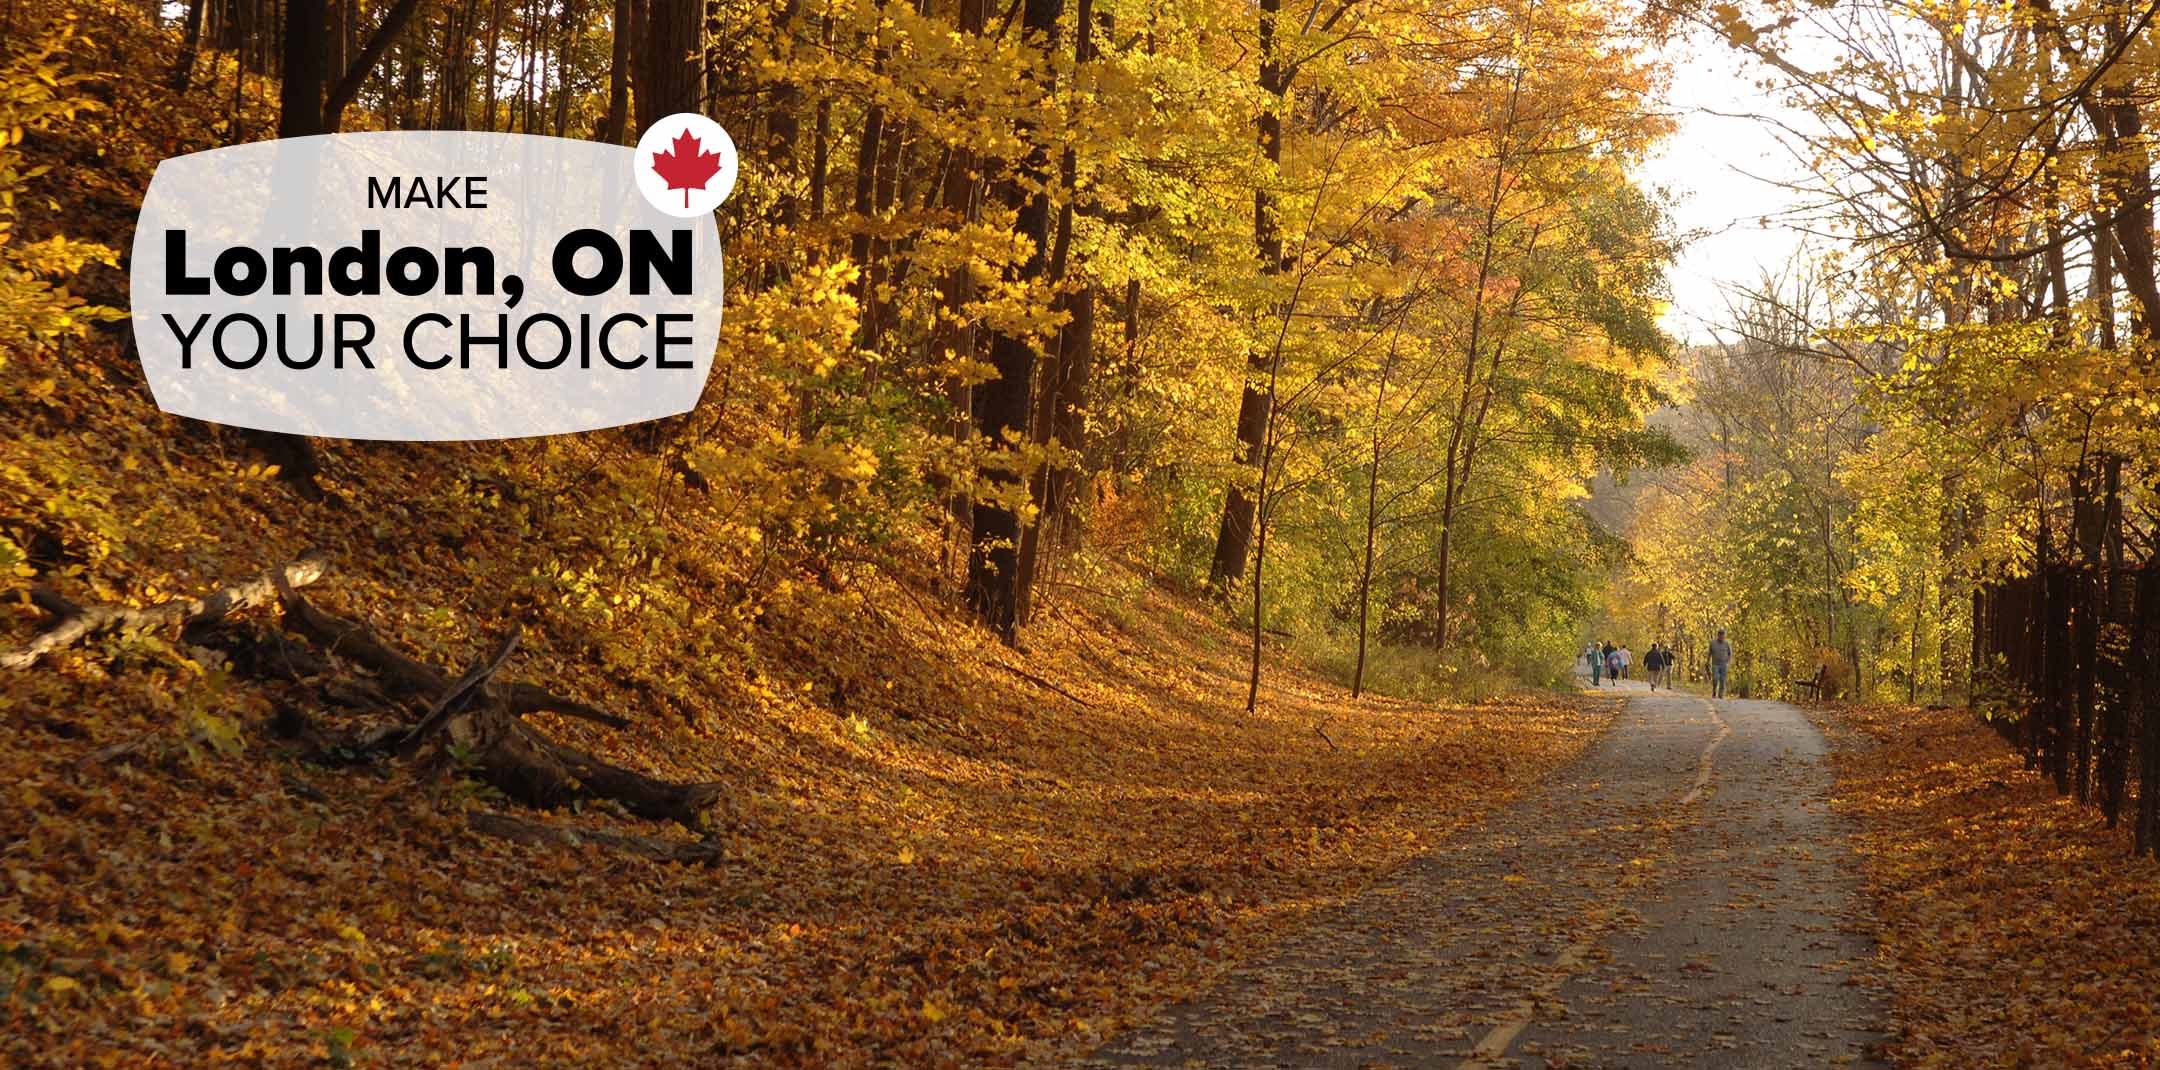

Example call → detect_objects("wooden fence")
1972 494 2159 860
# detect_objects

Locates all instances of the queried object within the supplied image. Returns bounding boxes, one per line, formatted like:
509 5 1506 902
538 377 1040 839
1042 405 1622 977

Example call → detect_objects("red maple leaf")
650 128 723 209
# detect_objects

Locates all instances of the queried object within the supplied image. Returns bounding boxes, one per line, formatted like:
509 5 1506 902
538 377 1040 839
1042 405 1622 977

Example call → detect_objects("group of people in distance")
1586 640 1665 688
1587 641 1624 685
1582 629 1736 698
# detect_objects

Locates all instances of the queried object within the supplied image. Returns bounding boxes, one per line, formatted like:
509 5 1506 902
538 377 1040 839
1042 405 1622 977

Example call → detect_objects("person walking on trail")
1644 643 1664 691
1708 629 1733 699
1588 643 1603 686
1603 643 1620 686
1618 644 1633 681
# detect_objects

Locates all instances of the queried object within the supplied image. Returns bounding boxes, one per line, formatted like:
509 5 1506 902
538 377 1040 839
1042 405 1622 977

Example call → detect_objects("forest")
3 0 2160 1065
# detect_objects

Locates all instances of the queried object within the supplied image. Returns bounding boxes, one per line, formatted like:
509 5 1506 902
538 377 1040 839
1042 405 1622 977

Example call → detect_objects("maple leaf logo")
650 128 723 210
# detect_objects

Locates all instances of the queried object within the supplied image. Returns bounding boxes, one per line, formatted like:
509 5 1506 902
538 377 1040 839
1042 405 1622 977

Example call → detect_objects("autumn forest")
5 0 2160 1065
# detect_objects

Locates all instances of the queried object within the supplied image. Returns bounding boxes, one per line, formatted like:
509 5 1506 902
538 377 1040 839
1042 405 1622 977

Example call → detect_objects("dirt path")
1083 682 1889 1069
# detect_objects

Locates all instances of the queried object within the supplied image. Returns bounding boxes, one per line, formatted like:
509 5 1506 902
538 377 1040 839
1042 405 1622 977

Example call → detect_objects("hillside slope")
1 449 1607 1067
0 10 1615 1066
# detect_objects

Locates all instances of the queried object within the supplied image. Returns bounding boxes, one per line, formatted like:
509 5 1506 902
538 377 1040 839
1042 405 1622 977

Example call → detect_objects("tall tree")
633 0 703 129
964 0 1065 641
1014 0 1095 625
171 0 208 91
278 0 328 139
245 0 332 497
1208 0 1292 591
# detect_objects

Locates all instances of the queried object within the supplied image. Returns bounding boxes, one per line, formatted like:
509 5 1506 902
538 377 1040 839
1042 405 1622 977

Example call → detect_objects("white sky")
1637 31 1819 345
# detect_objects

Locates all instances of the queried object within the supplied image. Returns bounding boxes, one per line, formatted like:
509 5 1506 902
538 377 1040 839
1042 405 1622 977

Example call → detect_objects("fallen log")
402 628 521 751
2 553 330 670
14 553 710 832
275 578 446 698
501 684 632 729
274 583 629 728
543 736 723 826
271 583 717 830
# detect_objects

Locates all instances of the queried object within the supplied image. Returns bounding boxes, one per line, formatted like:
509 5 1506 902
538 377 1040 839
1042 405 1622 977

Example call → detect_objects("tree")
1206 0 1293 592
322 0 425 132
277 0 326 138
964 0 1065 641
633 0 702 130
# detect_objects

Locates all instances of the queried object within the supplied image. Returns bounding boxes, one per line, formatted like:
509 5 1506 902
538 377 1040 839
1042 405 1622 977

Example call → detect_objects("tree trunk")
1430 71 1525 651
809 103 829 224
1050 283 1093 554
484 0 506 130
226 4 248 141
1352 330 1401 699
252 0 329 496
278 0 326 137
868 114 910 347
431 2 456 128
217 0 243 51
758 0 803 287
1432 506 1456 649
1016 285 1092 622
2079 14 2160 336
399 22 424 127
808 7 832 233
632 0 703 131
1207 0 1286 592
849 61 886 344
596 0 632 139
322 0 425 132
552 1 577 137
1014 0 1091 625
964 0 1064 642
326 0 348 97
932 2 985 572
515 0 537 132
232 0 254 74
171 0 208 91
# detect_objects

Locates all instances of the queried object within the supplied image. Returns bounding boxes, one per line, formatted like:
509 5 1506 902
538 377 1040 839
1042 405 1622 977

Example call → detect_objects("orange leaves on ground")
1819 704 2160 1070
1 539 1608 1069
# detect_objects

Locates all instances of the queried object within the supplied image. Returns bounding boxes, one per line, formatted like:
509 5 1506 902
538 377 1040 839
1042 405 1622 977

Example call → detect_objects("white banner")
130 128 729 441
